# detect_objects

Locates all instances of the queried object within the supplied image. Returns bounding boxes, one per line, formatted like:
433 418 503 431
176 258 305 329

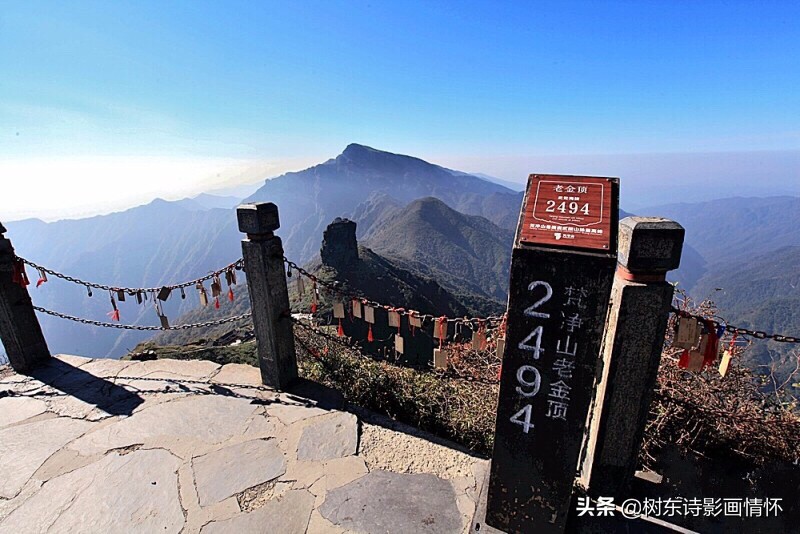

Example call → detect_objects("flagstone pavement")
0 355 489 534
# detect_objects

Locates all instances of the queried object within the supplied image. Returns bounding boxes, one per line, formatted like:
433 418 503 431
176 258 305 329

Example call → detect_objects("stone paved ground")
0 355 489 534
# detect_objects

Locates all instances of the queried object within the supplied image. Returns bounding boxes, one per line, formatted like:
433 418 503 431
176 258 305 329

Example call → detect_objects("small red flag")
678 349 689 369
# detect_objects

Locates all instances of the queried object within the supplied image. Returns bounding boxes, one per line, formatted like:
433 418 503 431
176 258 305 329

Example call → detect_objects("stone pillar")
487 175 619 533
578 216 684 498
0 222 51 372
321 218 358 269
237 203 298 389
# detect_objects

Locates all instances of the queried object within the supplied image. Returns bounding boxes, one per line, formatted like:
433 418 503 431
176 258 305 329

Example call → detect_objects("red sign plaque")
519 174 618 251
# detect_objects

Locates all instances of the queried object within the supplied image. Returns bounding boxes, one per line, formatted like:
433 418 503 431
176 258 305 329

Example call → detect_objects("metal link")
33 305 251 331
671 306 800 344
17 256 244 293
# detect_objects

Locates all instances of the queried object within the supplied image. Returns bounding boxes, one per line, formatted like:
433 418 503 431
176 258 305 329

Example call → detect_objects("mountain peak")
342 143 379 156
337 143 423 167
338 143 399 164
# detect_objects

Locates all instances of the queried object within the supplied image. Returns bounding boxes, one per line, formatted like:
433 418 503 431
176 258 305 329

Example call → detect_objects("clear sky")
1 0 798 220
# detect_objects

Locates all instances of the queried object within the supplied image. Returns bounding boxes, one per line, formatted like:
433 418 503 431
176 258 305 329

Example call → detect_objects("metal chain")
16 256 244 293
283 257 506 327
670 306 800 344
33 305 251 331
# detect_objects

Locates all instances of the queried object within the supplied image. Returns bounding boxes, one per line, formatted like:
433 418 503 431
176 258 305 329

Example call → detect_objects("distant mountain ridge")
364 197 513 305
692 245 800 390
245 143 523 262
639 196 800 288
638 196 800 395
468 172 526 192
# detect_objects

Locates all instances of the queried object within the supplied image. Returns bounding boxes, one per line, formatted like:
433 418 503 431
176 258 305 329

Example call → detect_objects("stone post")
0 222 51 372
237 203 298 389
487 174 619 533
578 216 684 498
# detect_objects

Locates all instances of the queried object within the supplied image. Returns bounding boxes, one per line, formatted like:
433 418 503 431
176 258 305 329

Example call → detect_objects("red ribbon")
437 316 447 349
311 280 318 314
678 349 690 369
215 296 220 309
228 287 235 302
106 293 120 322
477 320 488 350
36 268 47 288
337 319 344 337
367 324 374 342
701 319 719 368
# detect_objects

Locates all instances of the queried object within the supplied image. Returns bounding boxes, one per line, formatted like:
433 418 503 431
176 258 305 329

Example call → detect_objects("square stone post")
237 203 298 389
487 175 619 533
578 216 685 498
0 222 51 372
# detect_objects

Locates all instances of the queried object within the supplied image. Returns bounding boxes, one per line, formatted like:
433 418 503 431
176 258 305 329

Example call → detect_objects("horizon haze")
2 1 798 221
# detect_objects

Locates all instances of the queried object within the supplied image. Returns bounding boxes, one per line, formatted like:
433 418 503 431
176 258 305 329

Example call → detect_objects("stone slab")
0 417 93 499
201 489 314 534
268 402 328 425
124 358 221 380
0 449 184 533
53 354 92 367
282 460 324 490
79 358 135 378
193 438 286 507
0 396 48 428
323 456 368 491
41 379 141 421
307 509 346 534
319 470 462 534
297 412 358 461
211 363 263 386
68 395 259 457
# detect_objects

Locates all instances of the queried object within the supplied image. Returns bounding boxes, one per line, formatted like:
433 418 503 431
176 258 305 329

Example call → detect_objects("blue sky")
1 1 798 219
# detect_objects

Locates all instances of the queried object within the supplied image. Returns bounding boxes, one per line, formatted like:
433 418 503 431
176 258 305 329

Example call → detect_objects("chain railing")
671 306 800 344
33 305 251 331
16 256 244 294
283 256 506 327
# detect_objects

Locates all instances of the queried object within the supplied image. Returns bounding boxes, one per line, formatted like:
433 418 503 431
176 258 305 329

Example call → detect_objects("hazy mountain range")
2 144 522 357
1 144 798 392
243 143 524 261
639 197 800 386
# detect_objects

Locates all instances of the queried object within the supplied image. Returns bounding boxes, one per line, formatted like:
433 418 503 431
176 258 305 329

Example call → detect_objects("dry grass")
641 294 800 468
294 327 499 454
